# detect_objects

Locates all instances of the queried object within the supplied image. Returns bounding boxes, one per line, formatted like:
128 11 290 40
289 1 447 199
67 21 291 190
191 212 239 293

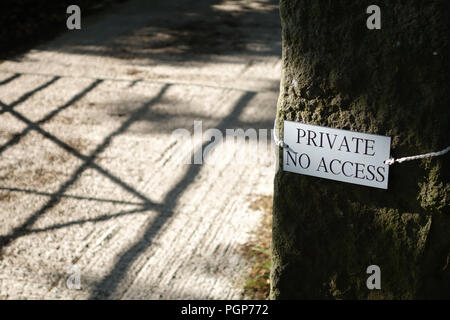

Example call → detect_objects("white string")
384 146 450 165
273 119 289 149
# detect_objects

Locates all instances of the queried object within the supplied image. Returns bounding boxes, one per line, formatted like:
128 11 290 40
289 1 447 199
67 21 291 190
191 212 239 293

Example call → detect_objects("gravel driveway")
0 0 280 299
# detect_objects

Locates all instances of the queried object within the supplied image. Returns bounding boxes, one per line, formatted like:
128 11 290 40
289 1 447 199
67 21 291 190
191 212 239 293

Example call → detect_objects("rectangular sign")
283 120 391 189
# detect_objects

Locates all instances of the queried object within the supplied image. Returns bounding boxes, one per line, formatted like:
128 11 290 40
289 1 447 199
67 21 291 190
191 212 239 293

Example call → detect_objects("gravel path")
0 0 280 299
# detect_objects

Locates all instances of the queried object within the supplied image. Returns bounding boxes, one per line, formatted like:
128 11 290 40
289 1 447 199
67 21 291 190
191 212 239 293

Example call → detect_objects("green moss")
419 163 449 211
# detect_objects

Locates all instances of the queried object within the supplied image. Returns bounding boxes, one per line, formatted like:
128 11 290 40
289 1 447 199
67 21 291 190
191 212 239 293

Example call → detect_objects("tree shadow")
38 0 281 65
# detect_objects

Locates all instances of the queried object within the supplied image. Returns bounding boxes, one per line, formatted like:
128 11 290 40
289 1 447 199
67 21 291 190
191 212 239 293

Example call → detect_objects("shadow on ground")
9 0 281 65
0 0 281 299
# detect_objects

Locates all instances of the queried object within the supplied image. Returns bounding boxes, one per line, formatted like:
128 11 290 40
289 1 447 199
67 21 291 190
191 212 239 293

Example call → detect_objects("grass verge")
241 195 272 300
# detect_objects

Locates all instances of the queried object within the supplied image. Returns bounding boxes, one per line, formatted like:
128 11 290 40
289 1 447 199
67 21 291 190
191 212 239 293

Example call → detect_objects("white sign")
283 120 391 189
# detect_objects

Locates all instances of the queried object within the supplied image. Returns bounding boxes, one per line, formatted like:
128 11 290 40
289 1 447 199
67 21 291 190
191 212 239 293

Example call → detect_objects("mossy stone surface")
271 0 449 299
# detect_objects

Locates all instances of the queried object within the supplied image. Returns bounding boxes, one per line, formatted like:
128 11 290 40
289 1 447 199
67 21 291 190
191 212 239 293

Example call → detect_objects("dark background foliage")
0 0 127 58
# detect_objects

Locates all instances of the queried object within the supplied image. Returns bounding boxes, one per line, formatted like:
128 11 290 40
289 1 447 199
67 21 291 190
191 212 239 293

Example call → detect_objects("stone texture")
272 0 449 299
